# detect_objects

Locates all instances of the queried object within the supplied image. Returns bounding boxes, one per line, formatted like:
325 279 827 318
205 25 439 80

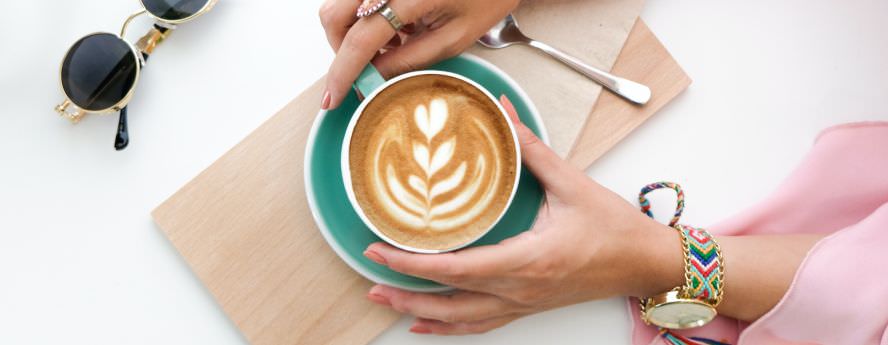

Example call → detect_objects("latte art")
348 74 518 251
373 98 501 231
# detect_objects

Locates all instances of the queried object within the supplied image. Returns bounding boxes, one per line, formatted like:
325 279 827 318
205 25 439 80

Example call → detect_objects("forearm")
630 223 825 322
714 234 824 321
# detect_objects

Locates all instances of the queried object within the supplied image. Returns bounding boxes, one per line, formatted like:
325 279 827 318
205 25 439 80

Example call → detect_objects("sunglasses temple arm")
115 107 130 151
111 16 174 150
114 25 170 151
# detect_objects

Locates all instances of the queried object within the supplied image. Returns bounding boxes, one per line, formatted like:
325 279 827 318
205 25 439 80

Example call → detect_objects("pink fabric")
628 122 888 345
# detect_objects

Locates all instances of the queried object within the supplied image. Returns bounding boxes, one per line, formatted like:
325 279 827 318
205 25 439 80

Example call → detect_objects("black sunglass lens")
142 0 210 21
61 33 138 112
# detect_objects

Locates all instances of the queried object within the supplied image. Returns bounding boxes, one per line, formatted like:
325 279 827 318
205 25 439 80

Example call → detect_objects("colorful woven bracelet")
637 182 724 304
638 182 727 344
677 224 723 305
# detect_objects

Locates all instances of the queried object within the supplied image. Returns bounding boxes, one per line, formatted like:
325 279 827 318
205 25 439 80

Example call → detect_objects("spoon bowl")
477 15 527 49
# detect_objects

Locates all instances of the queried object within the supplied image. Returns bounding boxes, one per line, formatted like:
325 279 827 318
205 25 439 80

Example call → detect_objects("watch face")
648 300 716 329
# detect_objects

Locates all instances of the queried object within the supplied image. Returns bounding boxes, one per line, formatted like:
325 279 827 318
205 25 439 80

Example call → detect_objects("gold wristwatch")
640 224 725 329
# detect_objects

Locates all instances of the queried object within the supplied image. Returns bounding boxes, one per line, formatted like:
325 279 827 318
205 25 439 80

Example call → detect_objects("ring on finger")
356 0 387 17
356 0 404 31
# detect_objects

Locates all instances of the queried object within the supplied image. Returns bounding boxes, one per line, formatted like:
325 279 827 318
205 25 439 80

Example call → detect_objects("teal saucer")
304 54 548 292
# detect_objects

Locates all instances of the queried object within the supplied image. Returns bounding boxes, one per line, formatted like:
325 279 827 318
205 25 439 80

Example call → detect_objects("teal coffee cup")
305 54 547 291
341 64 522 254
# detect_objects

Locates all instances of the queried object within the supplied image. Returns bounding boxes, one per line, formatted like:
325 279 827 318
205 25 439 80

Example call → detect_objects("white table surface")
1 0 886 343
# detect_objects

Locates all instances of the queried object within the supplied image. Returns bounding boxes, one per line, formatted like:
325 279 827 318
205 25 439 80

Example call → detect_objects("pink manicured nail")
366 292 390 306
409 325 432 334
499 94 519 123
321 90 331 109
364 250 387 265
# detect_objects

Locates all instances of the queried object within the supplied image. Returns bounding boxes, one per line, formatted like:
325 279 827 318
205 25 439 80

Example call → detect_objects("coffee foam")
349 74 518 251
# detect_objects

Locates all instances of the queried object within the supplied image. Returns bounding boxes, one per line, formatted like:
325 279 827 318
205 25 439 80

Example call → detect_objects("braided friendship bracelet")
638 182 727 344
678 224 723 304
639 181 685 227
637 182 723 304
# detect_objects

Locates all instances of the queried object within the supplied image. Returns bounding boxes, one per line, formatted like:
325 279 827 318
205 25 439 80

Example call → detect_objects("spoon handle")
527 40 651 105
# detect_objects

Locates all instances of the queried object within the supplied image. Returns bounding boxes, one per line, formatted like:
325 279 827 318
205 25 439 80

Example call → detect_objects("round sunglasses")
55 0 218 150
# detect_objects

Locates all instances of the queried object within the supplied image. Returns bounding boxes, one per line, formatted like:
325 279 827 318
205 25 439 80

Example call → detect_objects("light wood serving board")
568 20 691 168
152 19 689 345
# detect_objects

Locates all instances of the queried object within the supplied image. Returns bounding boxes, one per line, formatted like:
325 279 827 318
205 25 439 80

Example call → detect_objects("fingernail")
409 325 432 334
364 250 387 266
366 292 390 306
369 284 386 295
321 90 331 109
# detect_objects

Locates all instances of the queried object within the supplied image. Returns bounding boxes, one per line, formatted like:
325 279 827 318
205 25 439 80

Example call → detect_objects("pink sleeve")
711 122 888 237
629 122 888 345
739 202 888 344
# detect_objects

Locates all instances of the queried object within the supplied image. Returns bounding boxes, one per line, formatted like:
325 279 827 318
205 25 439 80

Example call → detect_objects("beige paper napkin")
469 0 645 156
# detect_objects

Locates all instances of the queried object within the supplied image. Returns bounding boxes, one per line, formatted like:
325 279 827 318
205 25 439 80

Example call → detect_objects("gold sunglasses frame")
55 0 218 123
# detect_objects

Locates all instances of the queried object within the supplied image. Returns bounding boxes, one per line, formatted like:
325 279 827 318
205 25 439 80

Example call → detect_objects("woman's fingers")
318 0 359 51
323 1 421 109
364 231 537 288
410 315 521 335
372 24 465 80
367 285 517 323
499 95 589 202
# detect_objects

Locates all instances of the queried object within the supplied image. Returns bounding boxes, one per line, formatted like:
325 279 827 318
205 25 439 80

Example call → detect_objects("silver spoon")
478 14 651 105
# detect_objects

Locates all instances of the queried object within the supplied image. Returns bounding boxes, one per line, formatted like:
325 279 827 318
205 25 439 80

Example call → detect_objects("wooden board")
568 20 691 168
152 19 689 345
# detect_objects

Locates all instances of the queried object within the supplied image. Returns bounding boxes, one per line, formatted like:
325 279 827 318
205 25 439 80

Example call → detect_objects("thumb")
365 230 539 290
500 95 588 201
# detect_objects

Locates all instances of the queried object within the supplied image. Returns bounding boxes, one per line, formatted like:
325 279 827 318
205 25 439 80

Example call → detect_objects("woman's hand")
361 95 684 335
318 0 520 109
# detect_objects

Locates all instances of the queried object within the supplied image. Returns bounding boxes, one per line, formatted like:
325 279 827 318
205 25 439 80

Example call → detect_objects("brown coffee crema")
349 74 518 251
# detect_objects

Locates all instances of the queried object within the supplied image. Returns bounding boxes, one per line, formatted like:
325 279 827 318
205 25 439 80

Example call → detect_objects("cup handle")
353 64 386 100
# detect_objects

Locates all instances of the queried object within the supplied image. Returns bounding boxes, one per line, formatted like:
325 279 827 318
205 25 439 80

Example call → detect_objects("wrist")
621 218 685 298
